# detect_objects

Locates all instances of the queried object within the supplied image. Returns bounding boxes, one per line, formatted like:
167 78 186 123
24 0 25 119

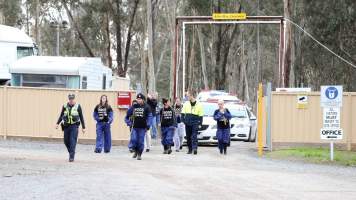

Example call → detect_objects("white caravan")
10 56 112 90
0 25 37 84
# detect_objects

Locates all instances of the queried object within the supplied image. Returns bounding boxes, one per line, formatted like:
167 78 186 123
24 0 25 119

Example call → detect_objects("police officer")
93 95 113 153
56 94 85 162
160 98 176 154
125 93 152 160
213 100 232 155
125 100 138 153
181 90 204 155
173 98 185 152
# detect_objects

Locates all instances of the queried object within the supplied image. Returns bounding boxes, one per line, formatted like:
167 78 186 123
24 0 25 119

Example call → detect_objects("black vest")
132 104 150 128
160 107 175 127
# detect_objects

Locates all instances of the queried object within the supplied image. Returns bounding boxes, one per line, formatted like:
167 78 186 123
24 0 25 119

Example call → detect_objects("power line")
284 18 356 69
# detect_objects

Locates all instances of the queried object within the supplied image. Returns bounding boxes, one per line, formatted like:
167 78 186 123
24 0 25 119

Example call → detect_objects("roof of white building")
0 25 34 44
10 56 108 75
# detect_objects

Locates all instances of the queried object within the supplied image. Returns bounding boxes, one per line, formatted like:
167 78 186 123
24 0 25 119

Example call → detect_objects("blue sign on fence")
320 85 343 107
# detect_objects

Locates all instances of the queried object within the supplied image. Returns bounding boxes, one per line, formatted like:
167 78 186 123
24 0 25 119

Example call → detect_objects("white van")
0 25 36 84
10 56 113 90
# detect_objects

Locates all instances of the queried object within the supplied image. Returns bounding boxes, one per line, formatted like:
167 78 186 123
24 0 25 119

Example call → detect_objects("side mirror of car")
250 116 257 120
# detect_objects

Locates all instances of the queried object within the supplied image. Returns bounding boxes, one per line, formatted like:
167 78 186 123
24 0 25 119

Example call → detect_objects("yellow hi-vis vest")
181 101 204 125
63 103 80 124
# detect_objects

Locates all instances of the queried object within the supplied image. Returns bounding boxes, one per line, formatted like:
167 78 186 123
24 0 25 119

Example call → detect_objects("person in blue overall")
213 100 232 155
160 98 177 154
93 95 114 153
125 99 138 153
56 94 86 162
125 93 152 160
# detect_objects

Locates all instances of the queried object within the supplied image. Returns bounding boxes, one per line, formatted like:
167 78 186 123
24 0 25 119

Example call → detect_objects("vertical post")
257 83 263 156
278 19 285 88
347 93 352 151
330 141 334 161
173 19 178 99
3 86 8 140
182 22 186 95
266 82 272 151
56 24 60 56
281 19 286 87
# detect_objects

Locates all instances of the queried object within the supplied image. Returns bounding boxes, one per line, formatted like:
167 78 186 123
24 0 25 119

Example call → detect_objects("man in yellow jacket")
181 90 204 155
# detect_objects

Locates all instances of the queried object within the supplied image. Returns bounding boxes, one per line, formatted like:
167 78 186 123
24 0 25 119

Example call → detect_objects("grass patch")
267 147 356 167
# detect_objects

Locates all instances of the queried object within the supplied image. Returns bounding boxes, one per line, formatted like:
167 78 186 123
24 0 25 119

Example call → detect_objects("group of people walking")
56 90 233 162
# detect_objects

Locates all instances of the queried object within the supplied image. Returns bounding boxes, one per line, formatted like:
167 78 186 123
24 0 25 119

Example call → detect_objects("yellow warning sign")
297 95 308 109
213 13 247 20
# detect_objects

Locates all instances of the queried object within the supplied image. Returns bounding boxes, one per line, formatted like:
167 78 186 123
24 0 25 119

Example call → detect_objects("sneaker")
163 150 168 154
94 149 101 153
69 158 74 162
146 149 150 152
193 150 197 155
187 151 192 154
132 152 138 158
137 154 142 160
175 150 180 152
168 149 172 154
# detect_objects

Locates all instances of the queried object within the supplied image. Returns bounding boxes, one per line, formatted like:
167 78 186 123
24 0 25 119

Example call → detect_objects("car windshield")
202 103 218 117
228 108 248 118
202 103 247 118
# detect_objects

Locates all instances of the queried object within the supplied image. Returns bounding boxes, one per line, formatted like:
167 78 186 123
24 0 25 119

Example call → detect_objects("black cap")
68 94 75 100
136 93 145 100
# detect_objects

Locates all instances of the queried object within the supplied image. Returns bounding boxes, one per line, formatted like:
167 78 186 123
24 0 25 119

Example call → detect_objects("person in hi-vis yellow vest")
181 90 204 155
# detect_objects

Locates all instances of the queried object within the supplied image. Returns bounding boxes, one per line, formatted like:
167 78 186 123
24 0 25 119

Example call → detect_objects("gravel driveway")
1 139 356 200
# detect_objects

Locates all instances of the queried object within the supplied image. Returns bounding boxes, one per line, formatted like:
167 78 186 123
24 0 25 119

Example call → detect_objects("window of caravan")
17 47 34 59
11 74 80 89
82 76 87 89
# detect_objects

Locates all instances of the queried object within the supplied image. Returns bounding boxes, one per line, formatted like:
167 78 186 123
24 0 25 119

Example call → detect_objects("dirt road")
1 139 356 200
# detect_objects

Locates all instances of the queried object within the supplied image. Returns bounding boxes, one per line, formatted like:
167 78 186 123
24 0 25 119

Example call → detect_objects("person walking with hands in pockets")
93 95 114 153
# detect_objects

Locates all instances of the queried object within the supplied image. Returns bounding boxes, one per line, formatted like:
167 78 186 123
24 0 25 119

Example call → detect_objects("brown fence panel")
0 86 133 144
271 92 356 150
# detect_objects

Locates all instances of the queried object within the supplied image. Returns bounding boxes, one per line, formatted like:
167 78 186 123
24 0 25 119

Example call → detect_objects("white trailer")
0 25 36 84
10 56 113 90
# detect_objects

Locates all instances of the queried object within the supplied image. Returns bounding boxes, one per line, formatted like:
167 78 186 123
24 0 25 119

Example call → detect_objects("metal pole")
173 20 178 99
257 83 263 156
182 22 186 94
330 141 334 161
56 24 60 56
266 82 272 151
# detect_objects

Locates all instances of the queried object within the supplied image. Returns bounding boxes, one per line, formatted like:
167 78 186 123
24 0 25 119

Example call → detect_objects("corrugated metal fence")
266 92 356 151
0 86 133 144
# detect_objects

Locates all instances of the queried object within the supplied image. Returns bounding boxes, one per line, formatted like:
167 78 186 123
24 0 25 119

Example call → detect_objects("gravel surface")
1 139 356 200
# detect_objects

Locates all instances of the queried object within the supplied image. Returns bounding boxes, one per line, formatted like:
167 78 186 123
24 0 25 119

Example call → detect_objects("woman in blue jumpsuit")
160 98 177 154
213 100 232 155
93 95 114 153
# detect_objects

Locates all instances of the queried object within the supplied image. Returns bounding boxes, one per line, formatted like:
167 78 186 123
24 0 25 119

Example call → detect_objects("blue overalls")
213 109 232 154
93 105 114 153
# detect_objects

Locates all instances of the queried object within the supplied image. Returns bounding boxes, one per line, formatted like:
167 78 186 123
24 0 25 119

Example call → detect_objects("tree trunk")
196 25 209 90
115 0 123 76
147 0 156 93
62 0 95 57
34 0 40 51
283 0 292 87
105 11 112 68
122 0 140 77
